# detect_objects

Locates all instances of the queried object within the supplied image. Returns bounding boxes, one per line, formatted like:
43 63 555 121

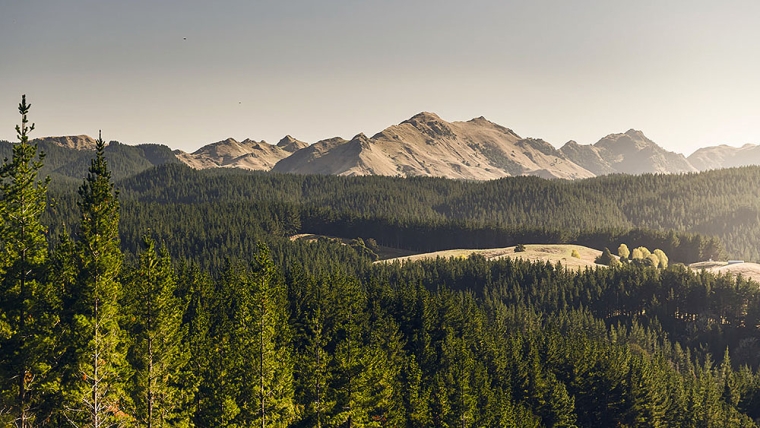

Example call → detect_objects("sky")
2 0 760 155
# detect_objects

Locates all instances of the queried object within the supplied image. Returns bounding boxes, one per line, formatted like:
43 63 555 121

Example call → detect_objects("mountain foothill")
3 112 756 181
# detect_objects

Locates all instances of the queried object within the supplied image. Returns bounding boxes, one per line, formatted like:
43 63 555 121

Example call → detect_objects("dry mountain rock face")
33 135 99 151
38 114 750 180
559 129 697 175
273 112 595 180
175 135 307 170
687 144 760 171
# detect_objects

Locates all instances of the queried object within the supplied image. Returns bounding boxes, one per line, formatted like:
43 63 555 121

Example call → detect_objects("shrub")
595 247 620 267
515 243 527 252
618 243 630 260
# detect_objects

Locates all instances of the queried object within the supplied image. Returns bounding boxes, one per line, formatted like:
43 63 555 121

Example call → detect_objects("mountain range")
2 112 757 180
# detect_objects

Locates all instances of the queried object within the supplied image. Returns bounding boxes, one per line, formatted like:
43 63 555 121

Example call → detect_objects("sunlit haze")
2 0 760 155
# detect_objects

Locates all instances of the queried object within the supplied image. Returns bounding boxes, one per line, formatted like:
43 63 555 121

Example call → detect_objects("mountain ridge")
11 112 760 180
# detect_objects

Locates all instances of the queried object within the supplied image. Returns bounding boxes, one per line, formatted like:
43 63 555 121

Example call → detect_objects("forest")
2 97 760 427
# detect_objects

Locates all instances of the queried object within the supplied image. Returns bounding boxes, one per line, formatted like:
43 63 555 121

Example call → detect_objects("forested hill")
43 163 760 265
0 138 179 183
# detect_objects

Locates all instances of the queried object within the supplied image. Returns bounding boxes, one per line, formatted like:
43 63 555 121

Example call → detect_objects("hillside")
0 136 180 181
34 134 98 150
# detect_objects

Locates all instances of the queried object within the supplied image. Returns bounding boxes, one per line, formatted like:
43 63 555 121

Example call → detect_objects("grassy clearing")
378 244 606 270
689 261 760 284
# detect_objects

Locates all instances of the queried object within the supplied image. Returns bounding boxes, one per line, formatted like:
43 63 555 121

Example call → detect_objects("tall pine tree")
64 132 129 427
124 238 191 427
0 95 57 427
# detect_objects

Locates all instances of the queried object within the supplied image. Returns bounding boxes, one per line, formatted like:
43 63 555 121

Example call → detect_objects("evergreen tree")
175 262 214 426
200 247 296 427
65 132 129 427
248 244 296 427
293 275 333 428
0 95 57 427
125 238 190 427
327 276 369 427
595 248 619 267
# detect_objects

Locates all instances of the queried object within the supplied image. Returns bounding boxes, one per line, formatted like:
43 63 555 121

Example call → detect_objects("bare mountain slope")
176 135 307 170
688 144 760 171
34 135 98 151
274 112 594 180
560 129 697 175
557 140 616 175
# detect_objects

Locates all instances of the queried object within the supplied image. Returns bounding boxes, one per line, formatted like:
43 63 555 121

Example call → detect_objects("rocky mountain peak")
240 138 268 147
349 133 372 149
401 112 455 139
277 135 308 152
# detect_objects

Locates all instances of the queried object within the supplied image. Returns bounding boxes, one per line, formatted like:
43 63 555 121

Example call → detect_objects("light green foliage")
646 254 660 267
653 249 668 269
618 243 630 260
634 246 651 260
571 249 580 259
249 244 297 426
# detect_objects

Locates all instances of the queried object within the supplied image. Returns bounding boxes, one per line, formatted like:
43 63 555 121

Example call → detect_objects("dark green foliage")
515 243 527 252
41 163 747 268
64 133 131 426
0 95 57 427
0 138 179 183
124 238 191 426
595 247 619 266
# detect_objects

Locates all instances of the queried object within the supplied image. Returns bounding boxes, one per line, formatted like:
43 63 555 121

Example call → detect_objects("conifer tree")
248 244 296 427
296 276 333 428
125 238 190 427
65 132 129 427
201 248 296 427
300 305 332 428
327 276 369 427
0 95 57 427
175 262 214 426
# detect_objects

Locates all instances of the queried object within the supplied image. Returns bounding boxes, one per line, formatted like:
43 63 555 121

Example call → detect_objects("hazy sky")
2 1 760 155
